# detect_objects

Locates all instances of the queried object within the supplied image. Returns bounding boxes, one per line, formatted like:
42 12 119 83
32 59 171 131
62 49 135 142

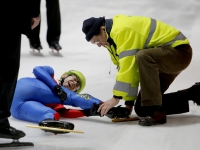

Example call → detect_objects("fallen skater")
11 66 130 134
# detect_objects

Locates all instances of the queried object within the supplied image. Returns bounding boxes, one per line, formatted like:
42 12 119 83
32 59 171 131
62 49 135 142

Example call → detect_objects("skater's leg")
46 0 61 50
0 33 21 129
11 100 59 123
29 23 43 50
28 0 42 50
0 29 25 140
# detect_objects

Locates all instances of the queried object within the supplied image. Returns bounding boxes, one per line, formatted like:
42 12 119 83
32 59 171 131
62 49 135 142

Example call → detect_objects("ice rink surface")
1 0 200 149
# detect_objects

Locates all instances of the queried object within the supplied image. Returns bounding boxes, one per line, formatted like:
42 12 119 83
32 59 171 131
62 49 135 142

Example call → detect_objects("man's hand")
31 14 41 29
97 97 120 116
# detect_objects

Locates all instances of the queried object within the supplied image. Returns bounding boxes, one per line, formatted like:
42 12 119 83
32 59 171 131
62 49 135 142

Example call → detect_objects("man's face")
89 27 109 47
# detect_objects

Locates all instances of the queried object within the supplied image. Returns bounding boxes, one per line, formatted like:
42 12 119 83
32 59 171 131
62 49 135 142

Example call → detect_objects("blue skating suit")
11 66 101 123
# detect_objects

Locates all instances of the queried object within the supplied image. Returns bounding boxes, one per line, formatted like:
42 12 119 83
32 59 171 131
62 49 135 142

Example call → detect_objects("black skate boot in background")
29 40 43 51
181 82 200 106
30 43 43 51
49 43 62 51
0 126 25 140
85 103 130 119
39 119 74 134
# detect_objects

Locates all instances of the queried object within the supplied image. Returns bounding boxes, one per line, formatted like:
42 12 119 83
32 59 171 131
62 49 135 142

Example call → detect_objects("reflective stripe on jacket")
105 14 189 101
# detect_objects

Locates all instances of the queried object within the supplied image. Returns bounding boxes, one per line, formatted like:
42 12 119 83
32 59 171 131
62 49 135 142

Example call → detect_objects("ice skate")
49 43 62 56
30 42 43 52
38 119 74 134
29 42 44 56
0 126 33 148
88 104 131 119
106 105 131 119
49 43 62 51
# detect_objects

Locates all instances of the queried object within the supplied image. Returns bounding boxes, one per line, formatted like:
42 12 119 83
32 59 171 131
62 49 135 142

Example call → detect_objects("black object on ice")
39 119 74 134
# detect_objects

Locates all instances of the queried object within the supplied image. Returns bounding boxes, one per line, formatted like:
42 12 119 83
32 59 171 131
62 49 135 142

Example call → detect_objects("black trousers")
0 31 21 128
28 0 61 46
134 90 189 117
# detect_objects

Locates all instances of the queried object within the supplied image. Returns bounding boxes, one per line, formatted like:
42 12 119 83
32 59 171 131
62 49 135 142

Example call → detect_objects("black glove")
82 104 101 117
82 109 91 117
106 105 130 119
54 85 67 103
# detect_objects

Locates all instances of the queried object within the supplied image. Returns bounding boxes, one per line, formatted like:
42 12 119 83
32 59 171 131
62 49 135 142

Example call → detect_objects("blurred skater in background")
29 0 62 52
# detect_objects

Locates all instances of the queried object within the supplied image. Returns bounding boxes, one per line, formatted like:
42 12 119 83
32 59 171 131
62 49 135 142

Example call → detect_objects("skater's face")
62 75 80 92
90 26 110 47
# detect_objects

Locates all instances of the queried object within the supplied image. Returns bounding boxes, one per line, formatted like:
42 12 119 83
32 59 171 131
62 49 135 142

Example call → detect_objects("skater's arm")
33 66 58 90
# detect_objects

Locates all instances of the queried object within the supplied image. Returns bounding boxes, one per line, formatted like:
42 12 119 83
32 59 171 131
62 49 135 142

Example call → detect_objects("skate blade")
26 125 84 134
29 49 44 56
112 117 139 122
49 50 63 57
0 140 34 148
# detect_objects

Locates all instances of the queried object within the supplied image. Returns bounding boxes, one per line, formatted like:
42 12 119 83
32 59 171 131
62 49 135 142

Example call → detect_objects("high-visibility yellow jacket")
104 14 189 102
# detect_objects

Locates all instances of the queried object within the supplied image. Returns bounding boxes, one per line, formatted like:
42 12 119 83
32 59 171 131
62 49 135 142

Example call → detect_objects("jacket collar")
105 19 116 50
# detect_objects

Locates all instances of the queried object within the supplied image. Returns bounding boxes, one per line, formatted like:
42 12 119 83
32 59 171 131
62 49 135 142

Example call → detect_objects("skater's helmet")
60 70 86 93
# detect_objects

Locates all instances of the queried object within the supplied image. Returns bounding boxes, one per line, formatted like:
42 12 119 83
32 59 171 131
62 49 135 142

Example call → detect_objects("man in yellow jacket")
82 14 192 126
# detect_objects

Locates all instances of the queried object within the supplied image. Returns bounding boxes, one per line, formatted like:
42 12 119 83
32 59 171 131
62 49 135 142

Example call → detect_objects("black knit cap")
82 17 105 41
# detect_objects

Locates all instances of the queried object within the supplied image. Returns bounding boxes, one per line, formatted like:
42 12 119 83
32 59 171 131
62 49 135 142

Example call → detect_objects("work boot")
39 119 74 134
139 106 166 126
0 126 25 139
181 82 200 106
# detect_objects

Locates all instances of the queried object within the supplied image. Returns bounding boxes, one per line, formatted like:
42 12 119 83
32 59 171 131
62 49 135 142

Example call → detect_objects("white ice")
1 0 200 150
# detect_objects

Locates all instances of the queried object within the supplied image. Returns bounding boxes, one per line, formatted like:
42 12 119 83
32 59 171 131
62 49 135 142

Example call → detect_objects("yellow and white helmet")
60 70 86 93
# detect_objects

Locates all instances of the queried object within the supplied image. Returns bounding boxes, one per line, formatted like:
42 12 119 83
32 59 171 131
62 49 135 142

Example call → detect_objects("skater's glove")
54 85 67 103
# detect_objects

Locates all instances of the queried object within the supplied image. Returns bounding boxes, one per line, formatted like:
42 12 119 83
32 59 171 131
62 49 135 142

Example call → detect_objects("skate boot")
181 82 200 105
39 119 74 134
49 43 62 51
105 105 130 119
86 103 130 119
29 40 43 51
0 126 25 140
83 103 102 117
